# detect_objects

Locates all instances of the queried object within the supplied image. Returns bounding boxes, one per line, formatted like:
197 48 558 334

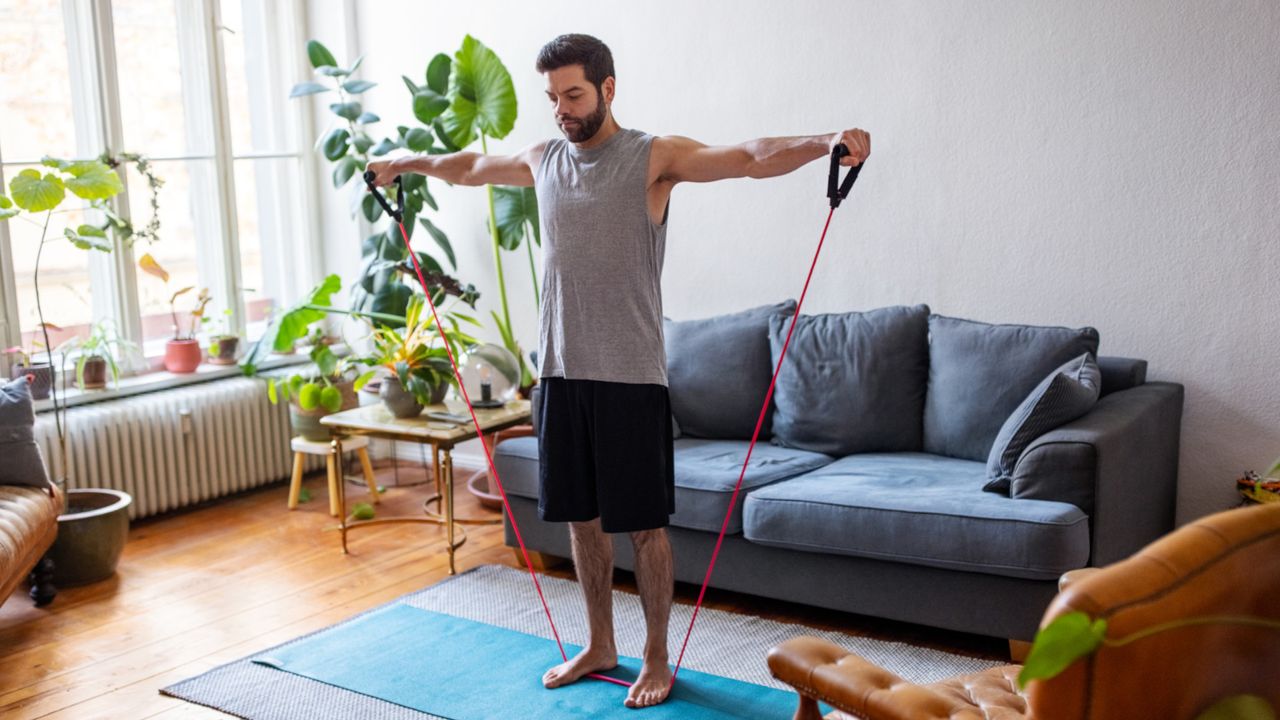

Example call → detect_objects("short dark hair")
535 34 614 93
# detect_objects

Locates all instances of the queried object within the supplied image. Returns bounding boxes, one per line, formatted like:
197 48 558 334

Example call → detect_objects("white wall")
304 0 1280 524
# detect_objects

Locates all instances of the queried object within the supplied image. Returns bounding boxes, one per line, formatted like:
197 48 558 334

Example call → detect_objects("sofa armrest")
1013 382 1184 566
767 637 967 720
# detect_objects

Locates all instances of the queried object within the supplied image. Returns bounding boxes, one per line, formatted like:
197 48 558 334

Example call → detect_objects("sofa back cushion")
0 376 54 490
768 305 930 455
923 315 1100 461
664 300 796 440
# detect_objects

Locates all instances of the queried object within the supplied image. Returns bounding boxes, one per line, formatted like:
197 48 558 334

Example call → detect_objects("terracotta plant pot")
79 356 108 390
11 362 54 400
207 336 239 365
164 339 202 373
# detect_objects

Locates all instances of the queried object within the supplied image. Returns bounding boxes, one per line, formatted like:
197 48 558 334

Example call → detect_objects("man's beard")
558 93 606 143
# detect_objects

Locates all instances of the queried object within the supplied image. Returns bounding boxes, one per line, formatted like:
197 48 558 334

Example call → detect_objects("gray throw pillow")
0 376 54 490
983 353 1101 494
768 305 930 455
664 300 797 440
923 315 1100 461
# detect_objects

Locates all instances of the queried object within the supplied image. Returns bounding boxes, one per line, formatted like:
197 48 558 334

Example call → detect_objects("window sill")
33 353 313 414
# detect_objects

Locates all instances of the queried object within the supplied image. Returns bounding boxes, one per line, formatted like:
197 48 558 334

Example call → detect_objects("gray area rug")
161 564 1004 719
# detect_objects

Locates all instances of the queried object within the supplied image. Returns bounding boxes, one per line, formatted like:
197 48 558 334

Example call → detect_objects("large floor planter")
47 488 132 587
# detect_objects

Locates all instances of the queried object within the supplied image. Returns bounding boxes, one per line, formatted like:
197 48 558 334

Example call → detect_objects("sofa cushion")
492 435 833 534
743 453 1091 580
664 300 797 440
768 305 929 455
923 315 1100 461
983 353 1101 494
0 377 53 490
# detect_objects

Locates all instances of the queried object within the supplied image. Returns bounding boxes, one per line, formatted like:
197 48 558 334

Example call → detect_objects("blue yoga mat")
251 603 819 719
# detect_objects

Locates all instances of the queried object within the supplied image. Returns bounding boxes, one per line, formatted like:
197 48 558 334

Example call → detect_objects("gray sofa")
493 303 1183 641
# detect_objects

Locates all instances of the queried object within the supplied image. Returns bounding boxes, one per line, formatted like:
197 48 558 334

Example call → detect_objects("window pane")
4 165 96 353
0 0 78 161
221 0 297 155
234 157 302 341
113 0 211 157
131 159 215 345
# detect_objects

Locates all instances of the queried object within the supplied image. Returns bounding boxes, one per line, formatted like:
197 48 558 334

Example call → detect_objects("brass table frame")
319 399 531 574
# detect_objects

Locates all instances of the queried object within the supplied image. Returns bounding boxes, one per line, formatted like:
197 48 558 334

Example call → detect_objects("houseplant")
290 40 464 324
205 308 240 365
56 319 139 390
164 286 211 373
5 338 56 400
360 294 480 418
267 330 373 441
400 36 542 394
0 155 139 587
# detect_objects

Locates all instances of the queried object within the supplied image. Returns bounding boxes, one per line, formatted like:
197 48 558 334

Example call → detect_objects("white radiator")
33 378 323 520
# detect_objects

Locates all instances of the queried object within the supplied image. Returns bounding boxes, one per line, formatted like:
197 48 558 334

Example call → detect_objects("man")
368 33 869 709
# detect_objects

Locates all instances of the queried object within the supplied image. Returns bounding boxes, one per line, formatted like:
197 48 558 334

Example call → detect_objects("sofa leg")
1009 639 1032 662
793 695 824 720
28 556 57 607
512 548 567 571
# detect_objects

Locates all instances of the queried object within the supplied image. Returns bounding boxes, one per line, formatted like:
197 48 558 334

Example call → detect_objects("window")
0 0 315 373
0 0 98 350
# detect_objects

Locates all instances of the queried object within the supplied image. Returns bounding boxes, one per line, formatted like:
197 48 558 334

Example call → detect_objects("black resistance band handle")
827 143 864 209
363 170 405 223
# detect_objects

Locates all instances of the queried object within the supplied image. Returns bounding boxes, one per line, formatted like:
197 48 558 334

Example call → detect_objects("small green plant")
56 319 140 389
267 339 373 414
205 308 236 356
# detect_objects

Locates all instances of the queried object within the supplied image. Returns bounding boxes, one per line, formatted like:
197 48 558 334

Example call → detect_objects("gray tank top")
533 127 669 386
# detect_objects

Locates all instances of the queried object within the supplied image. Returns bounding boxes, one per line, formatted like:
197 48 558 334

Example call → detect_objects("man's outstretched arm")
366 140 547 188
653 129 870 185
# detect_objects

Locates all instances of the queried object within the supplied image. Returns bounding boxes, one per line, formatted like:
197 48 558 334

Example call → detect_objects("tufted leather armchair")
0 482 62 607
768 502 1280 720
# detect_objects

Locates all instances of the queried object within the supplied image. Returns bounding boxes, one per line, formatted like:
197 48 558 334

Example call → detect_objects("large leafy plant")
402 35 541 390
290 41 468 322
0 156 125 504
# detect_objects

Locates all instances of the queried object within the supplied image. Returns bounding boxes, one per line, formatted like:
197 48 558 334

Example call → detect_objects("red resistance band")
360 147 862 691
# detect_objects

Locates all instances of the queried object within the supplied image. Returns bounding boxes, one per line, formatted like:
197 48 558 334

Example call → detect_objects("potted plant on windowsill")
56 319 140 390
204 307 239 365
4 338 57 400
164 287 211 373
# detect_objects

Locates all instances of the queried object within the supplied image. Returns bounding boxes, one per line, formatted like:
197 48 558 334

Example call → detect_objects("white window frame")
0 0 321 377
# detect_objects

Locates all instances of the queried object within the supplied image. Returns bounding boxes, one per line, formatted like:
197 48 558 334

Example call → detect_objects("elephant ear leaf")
1017 612 1107 689
440 35 516 148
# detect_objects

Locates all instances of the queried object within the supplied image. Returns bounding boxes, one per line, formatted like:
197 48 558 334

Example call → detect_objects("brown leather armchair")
768 502 1280 720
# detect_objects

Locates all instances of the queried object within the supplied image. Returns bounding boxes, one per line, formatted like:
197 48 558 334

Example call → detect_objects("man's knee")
630 527 669 550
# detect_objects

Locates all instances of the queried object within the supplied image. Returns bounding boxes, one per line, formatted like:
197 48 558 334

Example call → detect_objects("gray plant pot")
11 362 54 400
47 488 132 587
380 376 424 418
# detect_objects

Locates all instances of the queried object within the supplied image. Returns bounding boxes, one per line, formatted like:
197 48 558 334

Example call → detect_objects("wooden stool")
288 435 379 516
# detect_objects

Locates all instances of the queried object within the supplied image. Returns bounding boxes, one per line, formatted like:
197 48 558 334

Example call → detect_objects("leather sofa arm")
1013 382 1184 566
767 637 969 720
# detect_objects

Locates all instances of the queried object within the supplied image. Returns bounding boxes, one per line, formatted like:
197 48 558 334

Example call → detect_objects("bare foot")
624 659 673 708
542 645 619 689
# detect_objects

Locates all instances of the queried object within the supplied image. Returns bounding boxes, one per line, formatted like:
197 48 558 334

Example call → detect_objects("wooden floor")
0 459 1008 719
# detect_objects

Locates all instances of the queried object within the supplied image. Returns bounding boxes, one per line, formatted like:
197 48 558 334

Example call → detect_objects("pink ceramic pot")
163 339 202 374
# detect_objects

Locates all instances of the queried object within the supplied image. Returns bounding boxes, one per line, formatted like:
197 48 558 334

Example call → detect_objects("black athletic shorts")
536 376 675 533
